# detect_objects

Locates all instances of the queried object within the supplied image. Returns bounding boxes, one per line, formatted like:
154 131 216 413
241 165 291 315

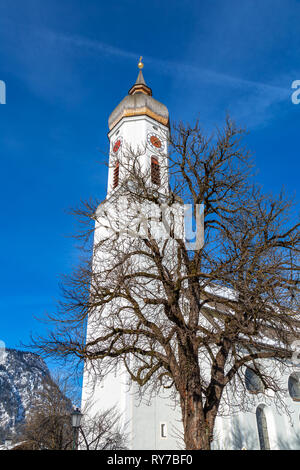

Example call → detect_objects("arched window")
113 161 119 189
151 157 160 185
256 405 270 450
245 367 264 394
288 373 300 401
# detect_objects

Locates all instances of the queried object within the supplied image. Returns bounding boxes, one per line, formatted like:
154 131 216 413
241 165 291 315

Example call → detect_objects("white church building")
81 60 300 450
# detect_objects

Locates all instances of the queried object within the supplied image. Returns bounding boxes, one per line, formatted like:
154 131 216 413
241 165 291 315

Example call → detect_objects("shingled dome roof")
108 68 169 130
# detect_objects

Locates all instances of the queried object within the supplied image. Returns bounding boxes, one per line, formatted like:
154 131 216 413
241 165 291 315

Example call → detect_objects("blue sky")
0 0 299 372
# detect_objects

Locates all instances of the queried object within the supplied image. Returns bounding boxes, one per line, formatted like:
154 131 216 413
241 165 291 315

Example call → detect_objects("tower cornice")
109 106 169 131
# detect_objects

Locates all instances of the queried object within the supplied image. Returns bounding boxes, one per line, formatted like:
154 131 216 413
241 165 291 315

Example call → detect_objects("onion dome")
108 57 169 130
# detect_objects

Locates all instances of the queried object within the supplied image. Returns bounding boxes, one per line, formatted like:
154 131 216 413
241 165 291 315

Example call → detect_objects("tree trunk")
180 390 214 450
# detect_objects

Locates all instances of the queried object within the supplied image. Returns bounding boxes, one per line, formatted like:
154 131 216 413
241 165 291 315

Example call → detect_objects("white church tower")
107 57 170 198
81 59 300 451
81 58 182 450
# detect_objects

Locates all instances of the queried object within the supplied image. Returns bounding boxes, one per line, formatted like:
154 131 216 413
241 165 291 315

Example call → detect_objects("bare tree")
18 375 73 450
18 374 127 450
78 405 127 450
31 118 300 450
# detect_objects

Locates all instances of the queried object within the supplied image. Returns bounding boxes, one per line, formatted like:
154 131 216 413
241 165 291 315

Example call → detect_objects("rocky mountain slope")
0 348 50 441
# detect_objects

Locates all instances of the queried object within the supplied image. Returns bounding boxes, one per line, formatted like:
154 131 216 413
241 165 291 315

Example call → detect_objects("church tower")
81 59 181 450
80 60 300 452
106 57 170 198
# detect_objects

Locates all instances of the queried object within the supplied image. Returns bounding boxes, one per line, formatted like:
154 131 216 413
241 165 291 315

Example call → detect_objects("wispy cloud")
45 29 138 62
45 28 289 97
41 28 290 128
0 17 291 125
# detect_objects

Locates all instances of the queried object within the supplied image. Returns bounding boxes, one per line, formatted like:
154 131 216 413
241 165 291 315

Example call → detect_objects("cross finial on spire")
138 56 144 69
128 57 152 96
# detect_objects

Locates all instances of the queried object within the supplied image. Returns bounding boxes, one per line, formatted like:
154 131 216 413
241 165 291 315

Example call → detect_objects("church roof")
108 60 169 130
134 69 147 86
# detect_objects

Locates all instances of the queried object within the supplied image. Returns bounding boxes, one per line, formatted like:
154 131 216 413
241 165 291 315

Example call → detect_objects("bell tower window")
113 161 119 189
151 157 160 185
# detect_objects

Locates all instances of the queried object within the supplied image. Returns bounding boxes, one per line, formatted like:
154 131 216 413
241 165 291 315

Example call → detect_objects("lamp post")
4 436 12 450
71 408 83 450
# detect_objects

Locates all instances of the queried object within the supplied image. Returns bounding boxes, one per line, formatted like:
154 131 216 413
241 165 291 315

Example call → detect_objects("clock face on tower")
112 137 123 154
147 133 164 150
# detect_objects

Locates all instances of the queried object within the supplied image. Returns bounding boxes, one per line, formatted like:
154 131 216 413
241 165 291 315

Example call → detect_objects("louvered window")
113 161 119 189
151 157 160 185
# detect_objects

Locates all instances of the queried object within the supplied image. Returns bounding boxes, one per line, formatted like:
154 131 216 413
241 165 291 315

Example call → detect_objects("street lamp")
4 436 12 450
71 408 83 450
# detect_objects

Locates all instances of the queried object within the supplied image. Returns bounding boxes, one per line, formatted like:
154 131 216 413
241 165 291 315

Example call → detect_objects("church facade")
81 61 300 450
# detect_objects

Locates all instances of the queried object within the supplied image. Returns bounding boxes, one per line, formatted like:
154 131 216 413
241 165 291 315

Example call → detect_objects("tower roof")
135 69 146 85
108 58 169 130
128 68 152 96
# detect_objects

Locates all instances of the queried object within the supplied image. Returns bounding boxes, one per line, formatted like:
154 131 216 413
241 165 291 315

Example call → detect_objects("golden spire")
138 56 144 69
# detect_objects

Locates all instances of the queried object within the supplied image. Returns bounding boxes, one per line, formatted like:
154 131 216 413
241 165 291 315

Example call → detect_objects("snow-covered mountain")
0 348 50 441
